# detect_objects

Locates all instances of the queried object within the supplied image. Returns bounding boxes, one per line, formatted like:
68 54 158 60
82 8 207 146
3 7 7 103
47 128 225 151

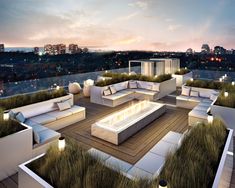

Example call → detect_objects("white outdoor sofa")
90 78 176 107
10 93 86 156
176 85 219 126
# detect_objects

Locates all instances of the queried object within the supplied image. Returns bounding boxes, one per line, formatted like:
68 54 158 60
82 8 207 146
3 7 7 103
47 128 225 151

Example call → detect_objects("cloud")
128 1 149 10
116 36 143 45
117 12 139 21
165 18 173 22
167 24 182 31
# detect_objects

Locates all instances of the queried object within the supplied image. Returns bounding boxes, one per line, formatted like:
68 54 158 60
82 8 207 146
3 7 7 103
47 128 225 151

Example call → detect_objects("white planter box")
172 71 193 87
0 124 32 181
212 128 233 188
211 104 235 133
18 154 53 188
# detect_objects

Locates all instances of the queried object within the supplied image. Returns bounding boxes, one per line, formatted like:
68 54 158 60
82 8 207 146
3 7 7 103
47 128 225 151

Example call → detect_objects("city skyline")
0 0 235 51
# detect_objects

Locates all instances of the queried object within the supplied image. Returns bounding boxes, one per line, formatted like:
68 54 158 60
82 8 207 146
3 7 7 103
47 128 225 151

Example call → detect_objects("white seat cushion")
189 109 208 119
193 105 209 112
68 105 85 114
152 83 160 92
176 95 190 101
29 114 56 125
102 90 133 100
190 90 199 97
38 129 60 144
47 110 73 120
188 97 202 102
134 88 157 96
113 82 128 91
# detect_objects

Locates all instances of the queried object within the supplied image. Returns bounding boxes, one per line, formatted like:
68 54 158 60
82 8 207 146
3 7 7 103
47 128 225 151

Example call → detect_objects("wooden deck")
59 97 189 164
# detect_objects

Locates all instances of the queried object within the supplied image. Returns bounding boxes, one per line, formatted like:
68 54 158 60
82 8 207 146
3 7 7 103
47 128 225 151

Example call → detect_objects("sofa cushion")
193 105 209 112
190 90 199 97
24 119 47 131
57 100 71 111
176 95 190 101
128 81 138 89
137 81 153 90
29 114 56 125
47 110 73 120
109 86 117 94
38 129 60 144
102 90 133 100
181 86 191 96
68 105 85 114
103 88 111 96
15 112 26 123
152 83 160 92
210 93 218 101
189 109 208 119
134 88 157 96
8 110 16 120
199 91 210 98
113 82 128 91
202 98 213 104
188 97 202 103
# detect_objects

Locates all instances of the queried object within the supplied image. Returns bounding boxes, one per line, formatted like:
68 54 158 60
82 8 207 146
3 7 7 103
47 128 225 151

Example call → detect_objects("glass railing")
0 66 141 98
0 67 234 98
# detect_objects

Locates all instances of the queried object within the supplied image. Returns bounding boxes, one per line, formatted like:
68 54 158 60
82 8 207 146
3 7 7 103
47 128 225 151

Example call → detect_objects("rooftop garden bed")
186 79 225 90
174 68 190 75
27 139 155 188
214 91 235 108
0 119 25 138
96 72 172 87
0 88 67 110
160 120 227 188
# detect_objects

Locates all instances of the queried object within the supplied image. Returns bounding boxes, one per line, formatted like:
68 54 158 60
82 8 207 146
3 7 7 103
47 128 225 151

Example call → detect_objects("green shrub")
28 138 156 188
215 90 235 108
160 120 227 188
186 80 226 90
0 119 25 138
96 73 172 86
0 88 67 110
174 69 190 75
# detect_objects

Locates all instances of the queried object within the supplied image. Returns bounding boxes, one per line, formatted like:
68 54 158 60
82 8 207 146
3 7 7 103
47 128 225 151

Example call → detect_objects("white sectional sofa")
90 78 176 107
176 85 219 126
10 94 86 156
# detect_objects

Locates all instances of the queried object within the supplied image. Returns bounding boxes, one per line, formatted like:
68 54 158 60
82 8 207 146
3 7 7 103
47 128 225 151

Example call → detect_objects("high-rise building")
201 44 210 54
34 47 39 55
214 46 226 55
68 44 82 54
186 48 193 55
44 44 66 55
0 44 4 52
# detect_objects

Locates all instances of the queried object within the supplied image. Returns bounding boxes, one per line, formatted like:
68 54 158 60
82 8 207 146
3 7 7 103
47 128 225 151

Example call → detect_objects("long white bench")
90 78 176 107
176 85 219 126
88 131 183 179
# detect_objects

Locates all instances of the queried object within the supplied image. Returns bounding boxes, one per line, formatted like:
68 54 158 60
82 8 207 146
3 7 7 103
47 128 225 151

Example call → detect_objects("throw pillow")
57 101 71 111
15 112 26 123
181 86 191 96
129 81 137 89
33 130 40 144
190 90 199 97
8 110 16 120
103 88 111 96
109 86 117 94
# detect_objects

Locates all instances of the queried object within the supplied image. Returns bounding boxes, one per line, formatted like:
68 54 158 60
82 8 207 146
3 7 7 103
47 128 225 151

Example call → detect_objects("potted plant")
172 68 193 87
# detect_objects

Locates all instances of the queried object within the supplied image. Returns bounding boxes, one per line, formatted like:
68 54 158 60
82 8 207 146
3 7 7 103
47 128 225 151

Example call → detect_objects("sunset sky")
0 0 234 51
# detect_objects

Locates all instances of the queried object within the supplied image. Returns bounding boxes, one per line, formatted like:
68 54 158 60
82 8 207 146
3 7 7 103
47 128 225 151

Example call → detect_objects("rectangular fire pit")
91 101 166 145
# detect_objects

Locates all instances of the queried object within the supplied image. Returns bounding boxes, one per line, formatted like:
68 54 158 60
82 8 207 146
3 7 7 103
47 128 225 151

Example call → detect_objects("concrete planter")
211 104 235 132
172 71 193 87
0 124 32 181
212 128 233 188
18 154 53 188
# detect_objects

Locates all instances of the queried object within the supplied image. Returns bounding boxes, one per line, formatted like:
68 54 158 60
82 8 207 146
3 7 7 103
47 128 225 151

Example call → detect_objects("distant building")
0 44 4 52
186 48 193 55
69 44 82 54
34 47 39 55
201 44 210 54
214 46 226 55
83 47 89 53
44 44 66 55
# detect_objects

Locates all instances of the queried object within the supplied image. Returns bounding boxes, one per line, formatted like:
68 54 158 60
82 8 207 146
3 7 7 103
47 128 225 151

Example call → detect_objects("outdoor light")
222 76 225 80
184 67 187 70
190 78 194 82
207 115 214 124
105 70 108 73
85 79 94 86
224 92 229 97
159 179 167 188
219 78 223 82
232 81 235 86
225 74 227 77
155 75 158 78
58 137 65 151
3 111 9 121
56 86 60 90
